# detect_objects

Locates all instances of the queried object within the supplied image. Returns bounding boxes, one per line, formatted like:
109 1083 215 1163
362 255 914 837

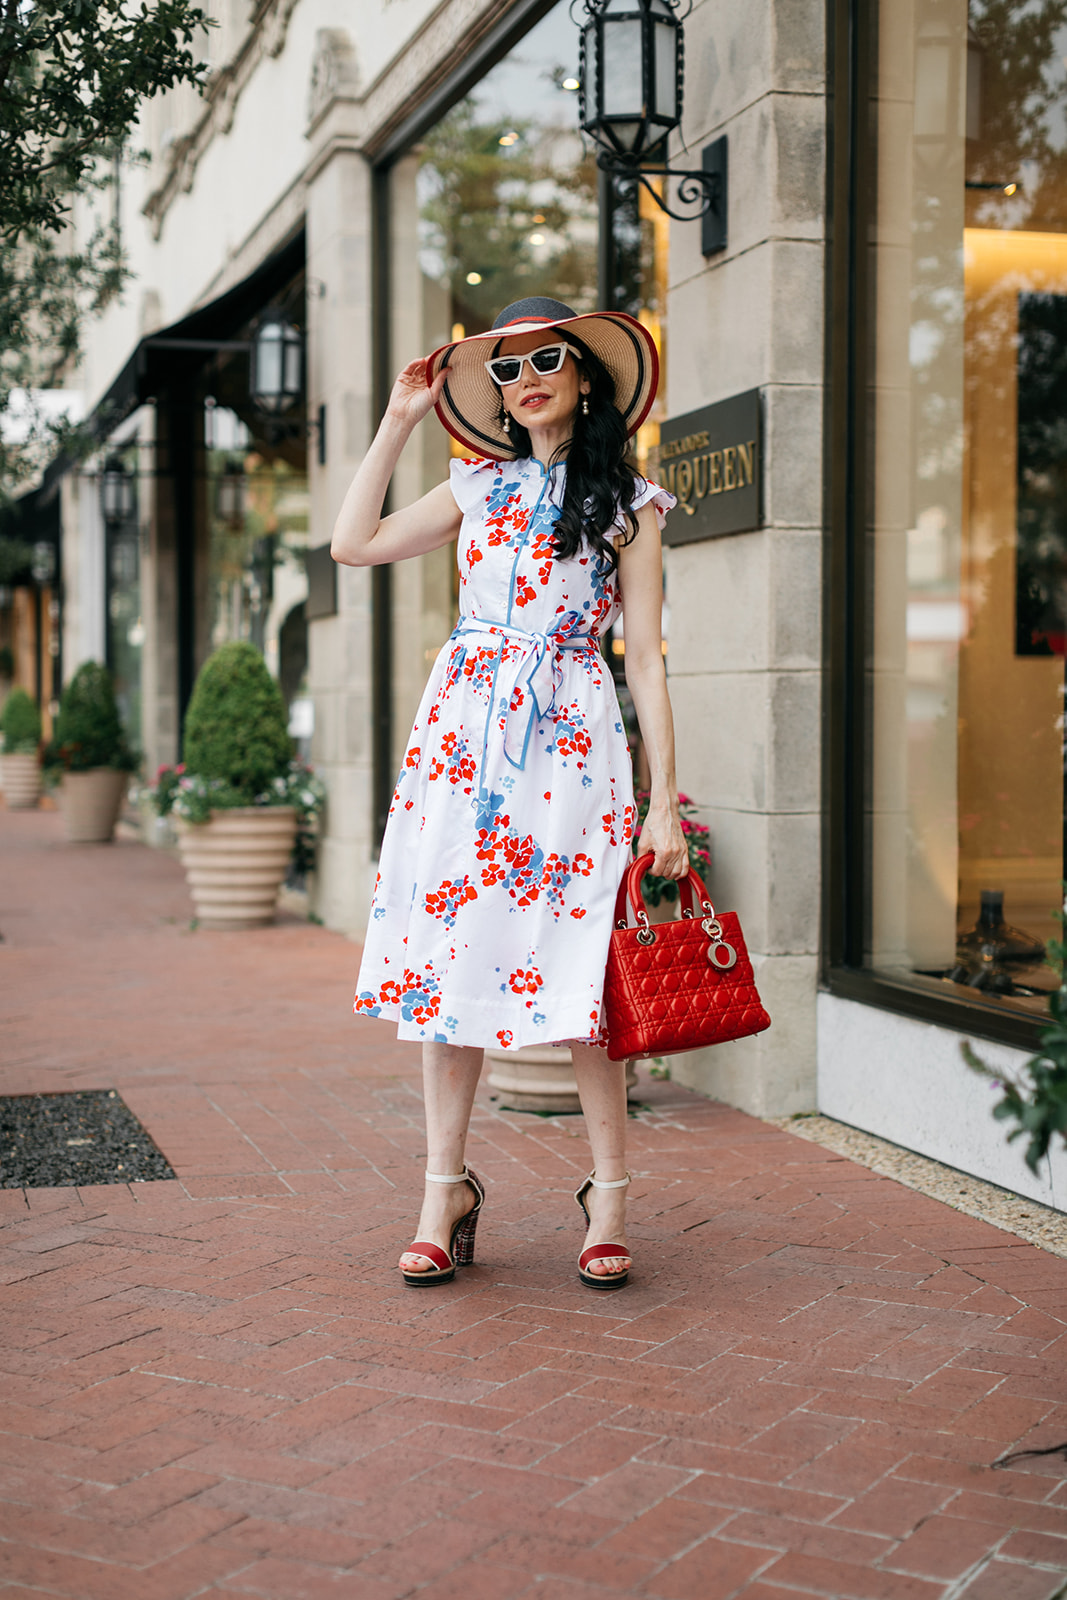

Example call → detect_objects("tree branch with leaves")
0 0 211 495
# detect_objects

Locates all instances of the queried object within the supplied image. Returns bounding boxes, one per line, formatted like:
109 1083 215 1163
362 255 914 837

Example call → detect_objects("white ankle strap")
425 1168 469 1184
590 1171 631 1189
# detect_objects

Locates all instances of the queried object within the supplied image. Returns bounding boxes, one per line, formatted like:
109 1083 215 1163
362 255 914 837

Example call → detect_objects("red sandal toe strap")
579 1243 630 1271
405 1241 452 1271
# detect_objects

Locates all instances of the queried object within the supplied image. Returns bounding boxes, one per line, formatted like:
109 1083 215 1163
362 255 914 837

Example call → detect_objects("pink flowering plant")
633 790 712 907
149 759 325 828
147 643 326 869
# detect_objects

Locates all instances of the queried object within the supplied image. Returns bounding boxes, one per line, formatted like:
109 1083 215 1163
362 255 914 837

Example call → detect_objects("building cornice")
143 0 529 235
142 0 302 238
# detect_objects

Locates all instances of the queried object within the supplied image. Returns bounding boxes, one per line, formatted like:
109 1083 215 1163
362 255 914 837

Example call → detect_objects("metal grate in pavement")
0 1089 175 1188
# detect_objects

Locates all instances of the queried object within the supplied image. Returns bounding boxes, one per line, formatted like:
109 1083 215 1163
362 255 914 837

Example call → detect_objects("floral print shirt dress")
354 454 674 1052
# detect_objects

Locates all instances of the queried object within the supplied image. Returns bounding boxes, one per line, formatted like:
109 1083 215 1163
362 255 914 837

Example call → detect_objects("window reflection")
871 0 1067 1013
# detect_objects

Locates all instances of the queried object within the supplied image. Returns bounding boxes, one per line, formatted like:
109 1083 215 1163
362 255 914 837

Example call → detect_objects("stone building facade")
28 0 1067 1211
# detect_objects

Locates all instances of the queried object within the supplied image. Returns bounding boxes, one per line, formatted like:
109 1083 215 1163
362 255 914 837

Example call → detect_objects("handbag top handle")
614 853 715 931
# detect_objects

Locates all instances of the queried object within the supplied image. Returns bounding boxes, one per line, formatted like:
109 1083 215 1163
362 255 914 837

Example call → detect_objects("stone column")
304 40 377 935
663 3 826 1116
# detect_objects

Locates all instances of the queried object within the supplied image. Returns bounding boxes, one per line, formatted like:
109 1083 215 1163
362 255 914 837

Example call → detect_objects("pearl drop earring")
502 414 510 434
581 397 589 416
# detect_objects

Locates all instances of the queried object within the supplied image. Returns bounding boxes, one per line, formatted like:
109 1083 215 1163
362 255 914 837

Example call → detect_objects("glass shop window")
869 0 1067 1016
104 449 143 751
386 0 668 768
204 400 310 713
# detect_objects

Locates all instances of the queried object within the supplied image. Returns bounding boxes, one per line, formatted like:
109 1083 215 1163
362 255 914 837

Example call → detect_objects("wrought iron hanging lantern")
250 311 303 415
579 0 681 160
576 0 726 243
216 460 246 525
99 455 135 524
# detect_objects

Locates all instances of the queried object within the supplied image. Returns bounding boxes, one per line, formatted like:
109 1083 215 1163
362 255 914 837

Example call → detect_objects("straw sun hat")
425 296 659 461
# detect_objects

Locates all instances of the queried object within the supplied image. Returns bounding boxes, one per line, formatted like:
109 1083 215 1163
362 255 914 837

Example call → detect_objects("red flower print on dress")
428 730 477 789
496 1029 514 1048
424 876 478 930
552 701 592 762
508 965 543 996
405 747 420 769
513 575 537 609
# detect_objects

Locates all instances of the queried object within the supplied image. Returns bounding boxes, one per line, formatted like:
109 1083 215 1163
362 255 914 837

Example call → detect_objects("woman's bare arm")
331 359 463 568
617 503 688 880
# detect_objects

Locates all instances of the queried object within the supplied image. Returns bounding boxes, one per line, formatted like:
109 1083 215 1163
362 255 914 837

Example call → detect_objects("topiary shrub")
182 641 293 800
0 687 41 754
48 662 135 773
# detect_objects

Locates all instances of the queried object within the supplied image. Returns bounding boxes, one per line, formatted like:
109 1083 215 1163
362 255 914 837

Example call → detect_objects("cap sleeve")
448 455 497 515
628 474 676 531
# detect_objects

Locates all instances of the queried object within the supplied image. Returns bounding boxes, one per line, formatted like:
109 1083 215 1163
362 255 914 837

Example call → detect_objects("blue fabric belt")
452 616 596 771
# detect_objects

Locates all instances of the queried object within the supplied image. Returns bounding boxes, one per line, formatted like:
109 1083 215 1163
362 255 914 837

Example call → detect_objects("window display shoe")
575 1170 631 1290
400 1166 485 1287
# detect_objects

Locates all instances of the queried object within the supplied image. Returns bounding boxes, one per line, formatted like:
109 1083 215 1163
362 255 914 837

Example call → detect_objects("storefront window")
385 0 669 763
104 453 142 750
204 400 310 710
869 0 1067 1015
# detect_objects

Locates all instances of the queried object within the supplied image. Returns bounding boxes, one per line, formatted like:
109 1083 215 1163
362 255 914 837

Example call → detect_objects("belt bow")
453 616 595 771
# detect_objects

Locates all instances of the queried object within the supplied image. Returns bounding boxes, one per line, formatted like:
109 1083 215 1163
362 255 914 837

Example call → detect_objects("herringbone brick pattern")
1 808 1066 1599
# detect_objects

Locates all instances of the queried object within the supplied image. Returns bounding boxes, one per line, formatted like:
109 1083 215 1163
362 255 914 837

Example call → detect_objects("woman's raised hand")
386 359 448 431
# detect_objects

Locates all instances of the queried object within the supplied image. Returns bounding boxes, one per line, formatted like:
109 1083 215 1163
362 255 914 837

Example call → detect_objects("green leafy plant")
963 895 1067 1173
152 645 326 870
181 642 293 799
150 758 325 832
0 687 41 754
0 538 33 583
0 0 211 496
633 791 713 906
47 661 135 774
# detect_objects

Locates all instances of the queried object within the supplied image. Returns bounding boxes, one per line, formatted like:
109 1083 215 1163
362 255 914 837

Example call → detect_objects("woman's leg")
400 1041 485 1273
570 1041 631 1279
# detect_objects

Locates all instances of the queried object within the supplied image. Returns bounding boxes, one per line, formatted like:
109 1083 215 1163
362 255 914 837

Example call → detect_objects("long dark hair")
496 333 640 572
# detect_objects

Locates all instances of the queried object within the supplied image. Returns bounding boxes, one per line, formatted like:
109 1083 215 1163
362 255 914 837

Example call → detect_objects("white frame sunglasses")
483 342 577 387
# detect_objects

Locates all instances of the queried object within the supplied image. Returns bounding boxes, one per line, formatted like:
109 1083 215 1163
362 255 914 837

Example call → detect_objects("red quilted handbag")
602 854 771 1063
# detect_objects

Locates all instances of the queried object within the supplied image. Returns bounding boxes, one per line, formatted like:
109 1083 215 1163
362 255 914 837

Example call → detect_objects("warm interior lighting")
498 131 519 147
561 76 580 90
528 233 545 245
465 271 482 285
451 322 465 342
1004 182 1017 195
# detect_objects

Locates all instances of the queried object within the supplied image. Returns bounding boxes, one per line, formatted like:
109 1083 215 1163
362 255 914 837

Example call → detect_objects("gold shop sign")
648 389 762 545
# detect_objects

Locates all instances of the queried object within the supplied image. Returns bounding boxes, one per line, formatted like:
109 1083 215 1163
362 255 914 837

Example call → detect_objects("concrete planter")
0 752 42 810
177 806 297 930
61 768 127 843
486 1044 638 1113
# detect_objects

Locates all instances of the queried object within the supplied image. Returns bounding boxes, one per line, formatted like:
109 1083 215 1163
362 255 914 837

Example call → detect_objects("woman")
331 296 686 1290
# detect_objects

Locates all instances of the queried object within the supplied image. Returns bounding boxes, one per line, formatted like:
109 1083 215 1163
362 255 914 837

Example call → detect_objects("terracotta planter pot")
177 806 297 930
0 752 42 810
61 768 128 843
486 1043 638 1113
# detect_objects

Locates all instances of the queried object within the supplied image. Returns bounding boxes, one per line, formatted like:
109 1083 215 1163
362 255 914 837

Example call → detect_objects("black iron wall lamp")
576 0 727 253
250 310 303 415
99 454 136 524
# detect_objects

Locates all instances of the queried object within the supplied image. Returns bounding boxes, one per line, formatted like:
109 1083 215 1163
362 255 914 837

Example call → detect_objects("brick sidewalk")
2 807 1067 1600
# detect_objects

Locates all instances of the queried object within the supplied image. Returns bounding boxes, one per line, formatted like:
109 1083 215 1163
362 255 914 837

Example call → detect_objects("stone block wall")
664 0 826 1115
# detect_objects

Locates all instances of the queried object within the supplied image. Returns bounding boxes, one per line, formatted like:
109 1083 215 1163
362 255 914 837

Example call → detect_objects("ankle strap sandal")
574 1171 631 1291
400 1166 485 1287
